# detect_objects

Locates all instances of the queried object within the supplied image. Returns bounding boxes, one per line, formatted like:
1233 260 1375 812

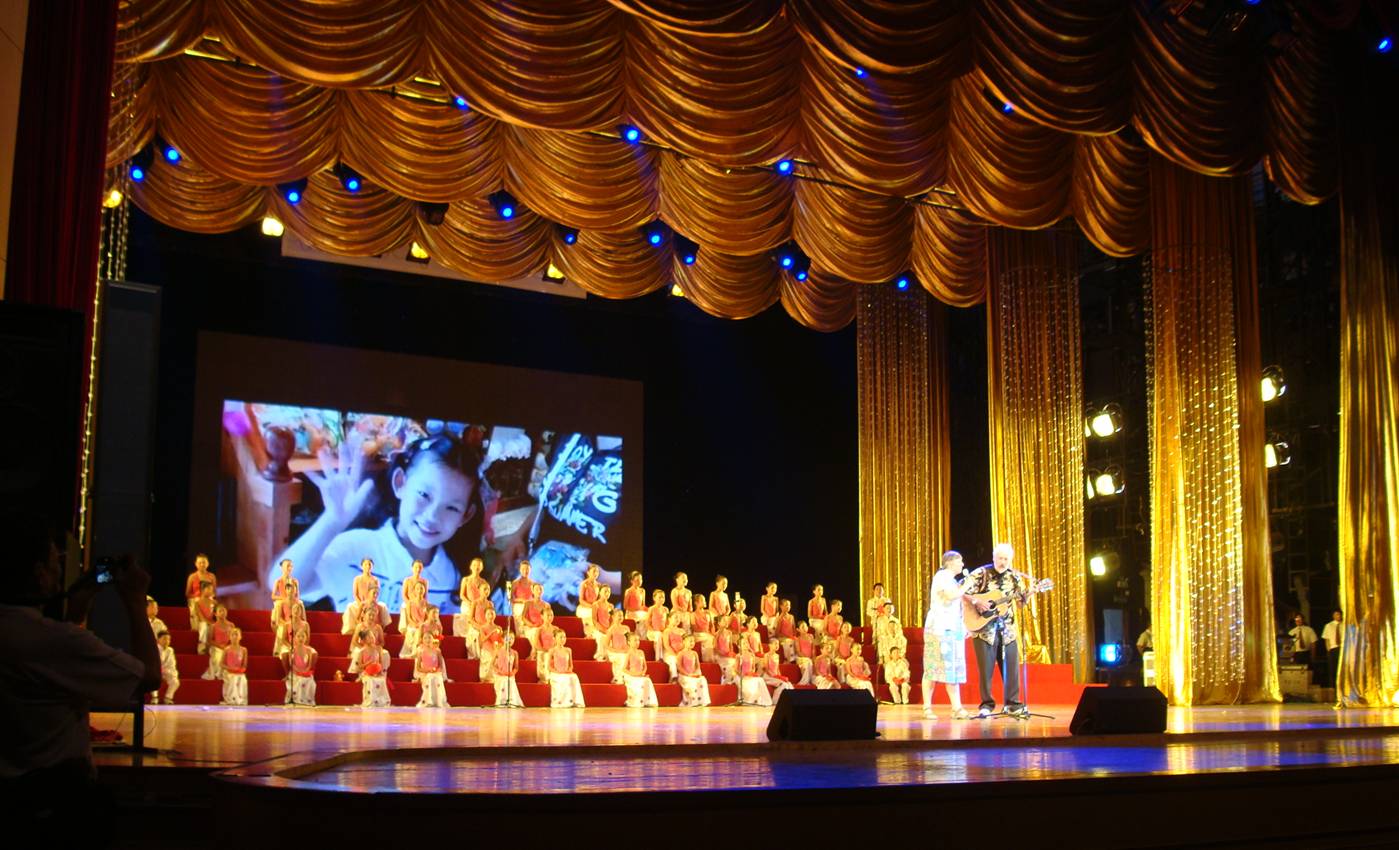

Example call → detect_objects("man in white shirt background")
1288 613 1319 668
1322 609 1344 687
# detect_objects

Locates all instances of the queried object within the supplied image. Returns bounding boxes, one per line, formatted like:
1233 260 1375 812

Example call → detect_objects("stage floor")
92 702 1399 776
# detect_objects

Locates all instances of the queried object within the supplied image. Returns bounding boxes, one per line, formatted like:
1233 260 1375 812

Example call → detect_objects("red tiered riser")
154 606 1091 707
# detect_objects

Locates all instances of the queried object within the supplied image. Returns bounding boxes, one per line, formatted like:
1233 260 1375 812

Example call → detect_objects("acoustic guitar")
962 576 1054 632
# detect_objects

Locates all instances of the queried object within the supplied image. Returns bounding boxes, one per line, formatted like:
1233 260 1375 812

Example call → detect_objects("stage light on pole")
1265 440 1291 469
1086 403 1125 438
1094 467 1125 498
332 163 362 193
775 159 794 175
1261 365 1287 402
674 234 699 265
556 224 579 245
260 216 284 237
488 190 518 220
102 187 123 209
619 124 641 144
1089 555 1108 577
278 178 308 205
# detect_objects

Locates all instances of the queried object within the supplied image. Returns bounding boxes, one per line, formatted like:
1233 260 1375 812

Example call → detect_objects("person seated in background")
623 632 658 708
708 575 732 623
669 572 693 630
341 582 390 636
146 596 166 638
661 613 688 680
884 646 911 705
865 582 893 627
589 586 615 661
397 582 430 659
761 639 793 702
203 605 232 680
812 643 840 690
774 599 798 662
644 590 669 660
822 600 846 648
714 623 739 685
736 643 772 707
193 583 218 655
455 557 489 630
352 631 391 709
690 595 716 663
575 563 602 631
807 584 828 635
758 582 780 633
547 635 585 709
793 623 817 685
604 615 630 684
622 571 647 625
413 635 448 709
154 631 180 704
271 558 299 605
184 554 216 622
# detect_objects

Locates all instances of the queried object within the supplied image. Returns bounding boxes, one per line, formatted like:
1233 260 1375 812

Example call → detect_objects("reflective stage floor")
92 704 1399 849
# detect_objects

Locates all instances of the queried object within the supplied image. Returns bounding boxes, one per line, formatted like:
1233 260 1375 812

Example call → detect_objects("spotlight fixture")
418 201 449 226
1098 644 1122 665
543 263 566 281
854 66 867 78
1093 467 1125 498
1264 440 1291 469
556 223 579 245
893 272 913 291
774 241 808 271
407 241 430 263
278 178 309 205
670 284 685 298
792 256 811 281
102 187 123 209
1379 36 1393 53
128 147 154 182
674 234 699 265
488 190 517 219
157 137 181 164
1085 473 1097 501
1260 365 1286 402
1001 101 1014 114
332 163 362 193
1089 555 1108 577
453 95 469 109
775 159 794 175
260 216 285 237
1086 403 1125 438
640 220 669 247
619 124 642 143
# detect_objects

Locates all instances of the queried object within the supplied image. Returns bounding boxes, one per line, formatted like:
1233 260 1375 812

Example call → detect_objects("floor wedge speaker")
1069 686 1167 735
766 689 878 741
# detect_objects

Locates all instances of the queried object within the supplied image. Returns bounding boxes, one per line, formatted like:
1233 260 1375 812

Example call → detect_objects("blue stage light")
795 269 808 281
1098 644 1121 665
649 232 661 245
775 159 794 175
346 177 360 191
674 235 699 266
129 165 145 182
556 224 579 245
780 255 794 268
1380 37 1393 53
640 220 669 247
287 190 300 203
489 190 519 220
854 67 866 78
895 276 910 291
620 124 641 143
163 145 180 163
334 163 363 193
1245 0 1260 5
454 95 468 109
278 177 309 205
1002 101 1014 114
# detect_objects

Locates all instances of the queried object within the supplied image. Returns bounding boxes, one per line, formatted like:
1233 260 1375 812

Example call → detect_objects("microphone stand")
490 571 524 709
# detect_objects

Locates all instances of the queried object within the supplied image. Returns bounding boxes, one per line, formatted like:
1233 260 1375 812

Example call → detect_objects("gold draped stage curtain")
1336 88 1399 708
985 228 1091 679
107 0 1339 329
1146 158 1279 706
857 284 951 626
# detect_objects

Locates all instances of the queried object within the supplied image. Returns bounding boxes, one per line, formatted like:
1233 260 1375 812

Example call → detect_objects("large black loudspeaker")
1069 686 1168 735
766 689 878 741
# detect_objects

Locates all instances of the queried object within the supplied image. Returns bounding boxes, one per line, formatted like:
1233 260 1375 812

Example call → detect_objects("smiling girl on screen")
268 433 485 615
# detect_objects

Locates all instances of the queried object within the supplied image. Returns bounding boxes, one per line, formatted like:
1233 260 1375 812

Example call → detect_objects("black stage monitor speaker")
1069 686 1168 735
766 689 878 741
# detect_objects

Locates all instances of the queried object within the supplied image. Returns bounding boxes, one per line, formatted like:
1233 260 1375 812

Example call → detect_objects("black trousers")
973 629 1022 710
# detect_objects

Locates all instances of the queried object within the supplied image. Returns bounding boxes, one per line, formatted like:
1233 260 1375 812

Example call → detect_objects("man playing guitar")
964 543 1053 719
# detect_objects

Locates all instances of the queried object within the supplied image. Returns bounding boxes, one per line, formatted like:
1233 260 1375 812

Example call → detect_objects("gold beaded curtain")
1336 91 1399 708
106 0 1338 329
856 285 951 626
1146 158 1279 706
985 228 1091 680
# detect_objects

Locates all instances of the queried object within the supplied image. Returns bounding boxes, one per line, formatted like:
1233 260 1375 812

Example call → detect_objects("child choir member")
674 636 712 707
547 636 586 708
202 605 232 680
492 631 522 707
690 595 716 663
644 590 669 660
193 584 218 654
661 613 687 680
794 624 816 685
844 645 875 697
398 583 430 658
510 561 535 620
154 631 179 704
576 563 602 630
454 557 490 633
774 600 797 661
832 622 856 682
478 619 505 685
740 617 764 657
589 587 615 661
287 628 318 707
812 643 839 690
822 600 846 647
343 583 391 635
221 628 248 706
146 596 166 638
876 617 907 665
403 559 429 608
461 596 495 659
623 632 658 707
807 584 827 634
737 644 772 706
348 610 384 660
622 572 647 624
725 597 748 634
271 587 305 658
708 576 731 623
520 583 550 652
414 635 449 708
185 554 216 622
884 646 911 705
669 572 693 629
865 582 893 627
758 583 780 633
533 620 561 684
353 631 392 708
272 558 300 605
762 639 793 701
604 616 631 684
714 624 739 685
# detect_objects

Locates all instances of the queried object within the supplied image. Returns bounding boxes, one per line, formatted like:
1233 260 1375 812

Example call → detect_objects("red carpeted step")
157 607 191 630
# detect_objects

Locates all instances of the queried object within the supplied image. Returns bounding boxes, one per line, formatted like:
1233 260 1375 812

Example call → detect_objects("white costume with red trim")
414 648 449 708
623 648 658 707
357 647 392 708
287 645 318 706
884 657 911 704
492 647 522 706
737 653 772 706
221 647 248 705
675 649 711 707
547 647 585 708
153 644 179 704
